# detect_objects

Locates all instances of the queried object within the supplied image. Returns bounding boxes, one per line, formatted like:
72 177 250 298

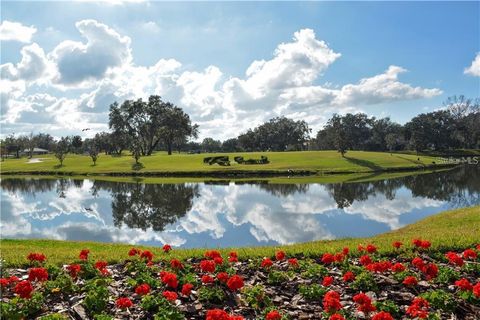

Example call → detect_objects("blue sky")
1 1 479 140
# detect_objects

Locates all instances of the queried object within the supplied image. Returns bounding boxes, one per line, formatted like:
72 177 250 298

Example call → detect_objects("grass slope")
0 150 447 176
1 205 479 267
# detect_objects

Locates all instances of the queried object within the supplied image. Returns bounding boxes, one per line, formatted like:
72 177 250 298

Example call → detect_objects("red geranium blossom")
366 261 392 273
28 267 48 282
275 250 286 261
226 275 244 291
261 258 273 269
79 249 90 260
329 314 345 320
455 278 473 291
421 263 438 280
140 250 154 261
14 280 34 299
463 248 478 260
366 244 377 253
0 278 9 287
343 271 355 282
359 255 372 266
128 248 140 256
392 241 403 249
214 257 224 265
202 275 214 284
160 271 178 288
163 290 178 302
358 244 365 252
205 250 222 260
288 258 299 268
334 253 345 262
403 276 418 286
94 260 107 270
372 311 394 320
163 244 172 253
353 292 376 313
406 297 429 319
323 290 342 313
217 272 229 283
342 247 349 255
473 283 480 298
412 257 425 269
322 276 334 287
200 260 216 273
67 264 81 278
170 259 184 270
27 252 46 263
265 310 282 320
321 253 335 265
182 283 194 296
8 276 19 283
206 309 230 320
445 251 464 267
391 262 406 273
228 251 238 263
116 297 133 309
135 283 151 295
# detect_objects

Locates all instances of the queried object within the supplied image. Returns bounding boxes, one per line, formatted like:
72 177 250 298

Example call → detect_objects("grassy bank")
0 150 449 177
1 205 479 267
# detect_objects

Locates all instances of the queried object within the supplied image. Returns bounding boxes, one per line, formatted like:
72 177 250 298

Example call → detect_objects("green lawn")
0 150 447 176
1 206 478 267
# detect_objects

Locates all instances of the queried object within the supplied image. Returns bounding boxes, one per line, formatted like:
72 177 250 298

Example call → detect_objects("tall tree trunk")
167 142 172 155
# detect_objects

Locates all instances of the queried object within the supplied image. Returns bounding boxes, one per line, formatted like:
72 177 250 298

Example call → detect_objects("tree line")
1 95 478 164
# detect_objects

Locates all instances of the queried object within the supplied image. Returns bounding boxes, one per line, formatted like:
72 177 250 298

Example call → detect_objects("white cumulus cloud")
0 20 37 43
464 53 480 77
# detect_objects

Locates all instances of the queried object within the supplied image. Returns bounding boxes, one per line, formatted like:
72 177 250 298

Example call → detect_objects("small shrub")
435 266 460 285
39 314 69 320
374 300 401 318
198 286 225 304
242 285 272 310
267 270 289 285
299 284 327 301
351 271 378 292
300 261 328 280
420 289 456 312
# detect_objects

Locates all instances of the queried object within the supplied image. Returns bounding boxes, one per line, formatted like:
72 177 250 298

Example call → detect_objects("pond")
1 166 479 248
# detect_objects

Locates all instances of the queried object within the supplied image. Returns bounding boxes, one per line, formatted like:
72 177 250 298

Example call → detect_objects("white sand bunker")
27 158 45 164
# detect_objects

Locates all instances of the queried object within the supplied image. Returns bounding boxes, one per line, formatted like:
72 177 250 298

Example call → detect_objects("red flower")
406 297 429 319
366 261 392 273
226 275 244 291
140 250 154 261
160 271 178 288
205 250 222 260
128 248 140 256
334 253 345 262
182 283 194 296
67 264 81 278
8 276 19 283
116 297 133 309
94 260 107 270
321 253 335 265
79 249 90 260
0 278 9 287
329 314 345 320
135 283 151 295
420 240 431 249
473 283 480 298
342 247 349 255
28 267 48 282
27 252 46 263
357 244 365 252
217 272 229 283
275 250 286 261
162 290 178 302
353 292 376 313
323 290 342 313
14 280 34 299
170 259 184 270
445 251 464 267
391 262 406 273
206 309 230 320
163 244 172 253
392 241 403 249
412 257 425 269
421 263 438 280
372 311 394 320
288 258 299 268
463 248 478 260
322 276 333 287
403 276 418 286
228 251 238 263
202 275 214 284
99 268 110 276
359 255 372 266
343 271 355 282
366 244 377 254
214 257 224 265
265 310 282 320
200 260 216 273
455 278 473 291
261 258 273 269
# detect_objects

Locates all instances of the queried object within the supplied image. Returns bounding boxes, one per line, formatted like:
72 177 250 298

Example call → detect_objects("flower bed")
1 241 479 319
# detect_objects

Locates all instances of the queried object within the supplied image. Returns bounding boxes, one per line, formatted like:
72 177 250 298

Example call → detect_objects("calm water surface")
1 166 479 248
